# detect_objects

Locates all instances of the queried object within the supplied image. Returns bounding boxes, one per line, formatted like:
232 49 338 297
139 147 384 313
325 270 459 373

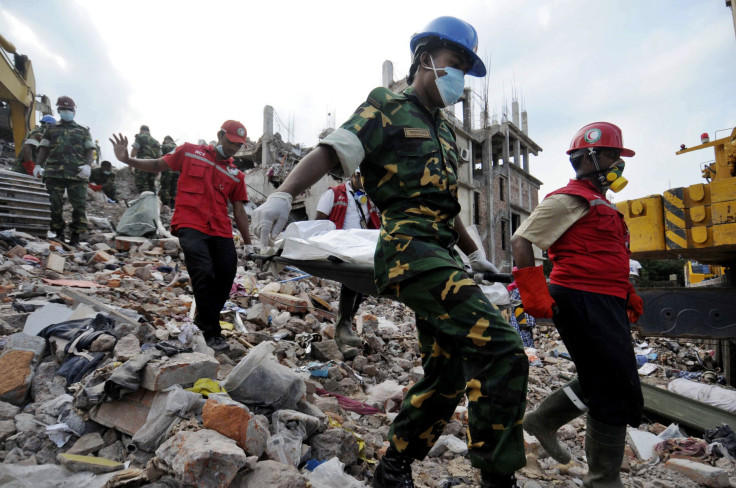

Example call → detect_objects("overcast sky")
2 0 735 201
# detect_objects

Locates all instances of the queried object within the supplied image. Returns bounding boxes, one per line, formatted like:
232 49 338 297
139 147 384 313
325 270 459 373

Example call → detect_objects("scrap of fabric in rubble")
316 387 382 415
654 437 710 461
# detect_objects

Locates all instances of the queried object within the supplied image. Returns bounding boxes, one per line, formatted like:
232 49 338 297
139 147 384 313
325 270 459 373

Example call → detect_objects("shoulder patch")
367 86 404 110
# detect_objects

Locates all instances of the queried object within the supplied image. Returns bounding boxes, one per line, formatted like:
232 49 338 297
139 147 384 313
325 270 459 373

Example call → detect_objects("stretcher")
252 254 513 297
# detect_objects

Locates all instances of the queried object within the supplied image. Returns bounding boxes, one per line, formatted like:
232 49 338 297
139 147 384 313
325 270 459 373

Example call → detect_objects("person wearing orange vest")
315 169 380 358
511 122 644 487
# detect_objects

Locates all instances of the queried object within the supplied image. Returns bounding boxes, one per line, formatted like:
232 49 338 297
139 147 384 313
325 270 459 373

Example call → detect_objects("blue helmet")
410 16 486 77
40 115 57 125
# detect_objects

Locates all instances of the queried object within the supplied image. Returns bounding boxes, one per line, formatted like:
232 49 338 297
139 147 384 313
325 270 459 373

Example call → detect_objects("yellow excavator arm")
0 33 37 157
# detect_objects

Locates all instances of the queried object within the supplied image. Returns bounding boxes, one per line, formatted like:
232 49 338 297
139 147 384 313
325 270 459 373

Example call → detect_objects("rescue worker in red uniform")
315 169 381 358
110 121 253 351
511 122 644 487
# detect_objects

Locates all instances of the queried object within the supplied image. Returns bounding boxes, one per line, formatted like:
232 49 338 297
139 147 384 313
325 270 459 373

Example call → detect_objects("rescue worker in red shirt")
510 122 644 487
315 168 380 358
110 121 253 351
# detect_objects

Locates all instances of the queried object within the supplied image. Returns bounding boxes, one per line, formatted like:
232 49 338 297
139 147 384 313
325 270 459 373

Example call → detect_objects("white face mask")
421 55 466 107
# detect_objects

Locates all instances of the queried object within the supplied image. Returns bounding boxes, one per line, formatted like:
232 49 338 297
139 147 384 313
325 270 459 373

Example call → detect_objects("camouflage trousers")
159 169 179 207
45 177 88 234
386 266 528 474
134 169 156 194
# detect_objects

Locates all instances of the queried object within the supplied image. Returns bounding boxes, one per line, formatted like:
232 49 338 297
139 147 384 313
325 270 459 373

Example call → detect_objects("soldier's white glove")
77 164 91 180
252 192 292 250
33 166 44 178
468 250 499 273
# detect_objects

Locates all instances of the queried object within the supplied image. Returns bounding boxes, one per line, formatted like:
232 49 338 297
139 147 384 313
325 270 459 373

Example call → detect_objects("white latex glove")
468 250 499 273
244 244 254 257
33 166 44 178
77 164 91 180
252 192 292 249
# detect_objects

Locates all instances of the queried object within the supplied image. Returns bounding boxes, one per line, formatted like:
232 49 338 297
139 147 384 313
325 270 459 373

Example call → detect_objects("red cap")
221 120 247 144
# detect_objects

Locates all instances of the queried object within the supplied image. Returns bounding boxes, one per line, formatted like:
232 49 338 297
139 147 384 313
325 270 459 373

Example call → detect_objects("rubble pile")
0 186 733 487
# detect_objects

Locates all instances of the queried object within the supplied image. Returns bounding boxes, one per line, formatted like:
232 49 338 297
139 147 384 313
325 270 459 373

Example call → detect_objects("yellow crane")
0 32 50 156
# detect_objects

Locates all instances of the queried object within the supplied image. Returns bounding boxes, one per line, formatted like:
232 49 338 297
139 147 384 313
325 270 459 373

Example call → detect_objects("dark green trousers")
134 169 156 194
45 177 88 234
386 266 528 474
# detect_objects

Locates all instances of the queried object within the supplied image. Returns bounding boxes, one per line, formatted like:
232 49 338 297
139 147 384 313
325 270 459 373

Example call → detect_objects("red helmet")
567 122 635 157
56 96 76 110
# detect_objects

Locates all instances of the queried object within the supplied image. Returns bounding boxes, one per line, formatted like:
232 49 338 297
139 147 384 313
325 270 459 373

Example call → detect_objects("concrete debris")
0 173 732 487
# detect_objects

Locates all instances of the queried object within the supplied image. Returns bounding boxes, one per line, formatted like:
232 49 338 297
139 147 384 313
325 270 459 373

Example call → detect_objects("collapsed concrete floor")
0 165 734 487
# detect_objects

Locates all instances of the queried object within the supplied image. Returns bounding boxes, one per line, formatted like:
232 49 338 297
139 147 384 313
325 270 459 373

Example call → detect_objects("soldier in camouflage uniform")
11 115 56 176
253 17 527 488
131 125 161 194
159 135 179 207
35 96 95 246
89 160 117 202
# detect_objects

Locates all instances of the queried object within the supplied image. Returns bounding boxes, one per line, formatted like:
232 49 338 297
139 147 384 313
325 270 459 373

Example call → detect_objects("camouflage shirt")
320 86 461 293
133 133 162 159
39 121 96 179
89 167 115 186
11 127 44 172
161 142 177 155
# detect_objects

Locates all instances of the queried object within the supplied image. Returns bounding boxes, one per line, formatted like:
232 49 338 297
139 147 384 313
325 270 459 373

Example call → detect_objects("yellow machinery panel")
712 201 736 225
684 182 711 207
616 195 666 253
686 204 712 227
710 176 736 204
713 222 736 247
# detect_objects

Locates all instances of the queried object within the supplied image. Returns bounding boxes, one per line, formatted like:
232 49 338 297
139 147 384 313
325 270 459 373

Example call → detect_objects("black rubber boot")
334 286 362 360
480 472 521 488
372 446 414 488
582 416 626 488
68 232 81 247
523 378 587 463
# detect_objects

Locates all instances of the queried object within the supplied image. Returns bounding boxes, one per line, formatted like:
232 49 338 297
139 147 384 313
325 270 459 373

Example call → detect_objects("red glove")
512 266 556 318
88 183 103 191
22 160 35 175
627 283 644 323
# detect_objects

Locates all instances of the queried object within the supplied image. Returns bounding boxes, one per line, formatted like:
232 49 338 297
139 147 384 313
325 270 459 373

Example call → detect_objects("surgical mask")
423 56 466 107
216 144 227 158
604 161 628 193
58 110 74 122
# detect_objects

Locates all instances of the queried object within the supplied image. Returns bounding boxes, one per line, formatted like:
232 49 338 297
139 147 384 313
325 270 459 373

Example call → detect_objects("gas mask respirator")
576 149 628 193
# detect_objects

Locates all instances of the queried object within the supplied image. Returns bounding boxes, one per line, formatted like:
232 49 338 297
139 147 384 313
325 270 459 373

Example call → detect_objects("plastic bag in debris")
116 191 159 237
221 341 306 411
0 464 118 488
132 385 202 452
266 423 304 467
668 378 736 413
306 457 366 488
272 409 324 440
657 423 684 440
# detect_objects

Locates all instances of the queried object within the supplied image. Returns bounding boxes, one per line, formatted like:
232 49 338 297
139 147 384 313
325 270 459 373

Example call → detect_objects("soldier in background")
94 139 101 165
89 160 117 202
35 96 95 246
131 125 160 194
11 115 56 176
159 135 178 207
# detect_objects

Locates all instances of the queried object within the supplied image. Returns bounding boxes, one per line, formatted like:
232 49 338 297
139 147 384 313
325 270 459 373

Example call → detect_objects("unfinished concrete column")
382 61 394 89
521 110 528 135
262 105 274 167
462 87 472 132
483 134 495 263
523 147 530 173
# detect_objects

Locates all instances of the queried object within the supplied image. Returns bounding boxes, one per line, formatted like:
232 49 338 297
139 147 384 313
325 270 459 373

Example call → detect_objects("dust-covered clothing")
133 133 161 194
